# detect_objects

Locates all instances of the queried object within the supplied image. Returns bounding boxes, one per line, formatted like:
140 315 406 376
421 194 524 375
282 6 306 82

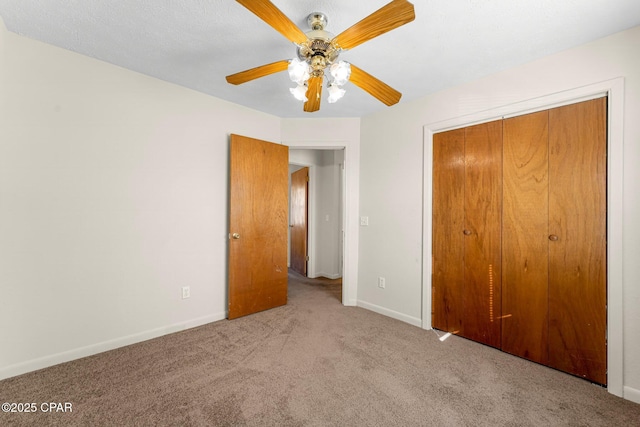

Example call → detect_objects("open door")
290 167 309 276
228 134 289 319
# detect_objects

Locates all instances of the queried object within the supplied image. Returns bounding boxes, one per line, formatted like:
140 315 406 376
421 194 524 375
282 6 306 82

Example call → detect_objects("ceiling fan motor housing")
297 12 340 72
307 12 328 31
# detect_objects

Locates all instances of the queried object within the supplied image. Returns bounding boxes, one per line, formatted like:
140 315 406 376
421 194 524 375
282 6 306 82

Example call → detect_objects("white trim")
313 272 342 280
623 386 640 404
426 82 613 132
357 300 422 327
0 312 226 381
422 77 625 398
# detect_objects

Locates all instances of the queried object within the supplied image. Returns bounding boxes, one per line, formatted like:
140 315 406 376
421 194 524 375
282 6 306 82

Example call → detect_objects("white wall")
0 19 282 379
358 26 640 402
282 118 360 306
316 150 343 279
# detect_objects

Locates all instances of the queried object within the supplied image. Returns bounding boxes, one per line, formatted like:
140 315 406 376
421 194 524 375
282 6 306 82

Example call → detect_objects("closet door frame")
422 77 624 397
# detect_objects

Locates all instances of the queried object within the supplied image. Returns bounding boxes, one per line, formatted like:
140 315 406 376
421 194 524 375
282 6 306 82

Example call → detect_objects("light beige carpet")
1 271 639 426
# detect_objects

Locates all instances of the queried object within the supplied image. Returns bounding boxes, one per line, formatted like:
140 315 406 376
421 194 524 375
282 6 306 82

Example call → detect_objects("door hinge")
305 255 309 261
306 175 309 182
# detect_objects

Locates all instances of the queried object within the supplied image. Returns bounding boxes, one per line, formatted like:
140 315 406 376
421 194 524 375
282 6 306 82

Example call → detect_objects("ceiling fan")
225 0 415 112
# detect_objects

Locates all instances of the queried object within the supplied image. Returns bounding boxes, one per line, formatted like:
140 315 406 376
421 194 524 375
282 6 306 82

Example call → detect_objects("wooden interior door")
502 110 550 364
548 98 607 384
290 167 309 276
228 134 289 320
463 121 503 348
432 129 465 334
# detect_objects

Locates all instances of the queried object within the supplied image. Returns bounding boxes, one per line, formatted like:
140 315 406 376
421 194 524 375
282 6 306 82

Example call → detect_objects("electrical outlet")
360 216 369 226
181 286 190 299
378 277 386 289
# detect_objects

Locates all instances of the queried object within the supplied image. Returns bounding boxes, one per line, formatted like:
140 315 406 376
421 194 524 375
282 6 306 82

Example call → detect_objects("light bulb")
288 58 310 85
327 84 346 103
329 61 351 86
290 84 308 102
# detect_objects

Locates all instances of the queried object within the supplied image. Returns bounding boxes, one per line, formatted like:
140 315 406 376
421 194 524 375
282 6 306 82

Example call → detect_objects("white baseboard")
343 298 357 307
0 312 226 381
308 272 341 280
356 300 422 327
624 386 640 404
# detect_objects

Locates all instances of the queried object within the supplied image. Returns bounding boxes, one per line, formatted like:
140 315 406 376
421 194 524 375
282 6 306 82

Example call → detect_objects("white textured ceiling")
1 0 639 118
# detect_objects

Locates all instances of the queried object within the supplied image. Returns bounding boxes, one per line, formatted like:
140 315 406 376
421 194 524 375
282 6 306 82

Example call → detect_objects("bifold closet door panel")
463 121 503 348
432 129 465 333
502 111 550 364
548 97 607 385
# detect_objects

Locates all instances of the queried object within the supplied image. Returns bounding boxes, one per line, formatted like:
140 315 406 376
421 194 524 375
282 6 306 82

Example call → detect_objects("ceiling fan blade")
332 0 415 50
349 64 402 106
236 0 308 44
304 76 323 112
226 60 290 85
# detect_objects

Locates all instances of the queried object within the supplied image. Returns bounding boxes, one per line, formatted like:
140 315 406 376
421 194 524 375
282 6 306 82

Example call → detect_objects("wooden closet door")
548 98 607 384
432 129 465 334
463 121 503 348
502 111 550 364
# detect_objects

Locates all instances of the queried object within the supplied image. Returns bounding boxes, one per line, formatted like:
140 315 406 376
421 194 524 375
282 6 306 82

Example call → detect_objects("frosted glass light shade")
290 84 308 102
329 61 351 86
288 58 310 85
327 84 346 103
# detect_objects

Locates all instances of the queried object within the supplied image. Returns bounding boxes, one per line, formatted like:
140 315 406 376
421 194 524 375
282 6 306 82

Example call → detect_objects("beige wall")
0 19 282 378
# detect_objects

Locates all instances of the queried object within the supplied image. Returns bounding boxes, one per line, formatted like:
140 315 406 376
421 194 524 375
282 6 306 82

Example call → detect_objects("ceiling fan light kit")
226 0 415 113
288 58 310 85
327 84 346 104
289 83 308 102
329 61 352 86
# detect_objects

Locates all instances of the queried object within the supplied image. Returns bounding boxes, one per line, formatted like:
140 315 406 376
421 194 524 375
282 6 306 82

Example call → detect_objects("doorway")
289 149 345 297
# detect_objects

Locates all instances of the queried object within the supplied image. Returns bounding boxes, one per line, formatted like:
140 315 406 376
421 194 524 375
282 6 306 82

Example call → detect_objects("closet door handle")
463 229 472 236
548 234 559 241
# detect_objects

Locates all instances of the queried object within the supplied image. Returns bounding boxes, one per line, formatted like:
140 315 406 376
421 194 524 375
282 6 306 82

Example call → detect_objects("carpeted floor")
1 271 639 426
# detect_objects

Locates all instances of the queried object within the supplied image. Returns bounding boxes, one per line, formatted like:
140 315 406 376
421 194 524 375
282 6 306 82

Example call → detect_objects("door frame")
422 77 624 397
